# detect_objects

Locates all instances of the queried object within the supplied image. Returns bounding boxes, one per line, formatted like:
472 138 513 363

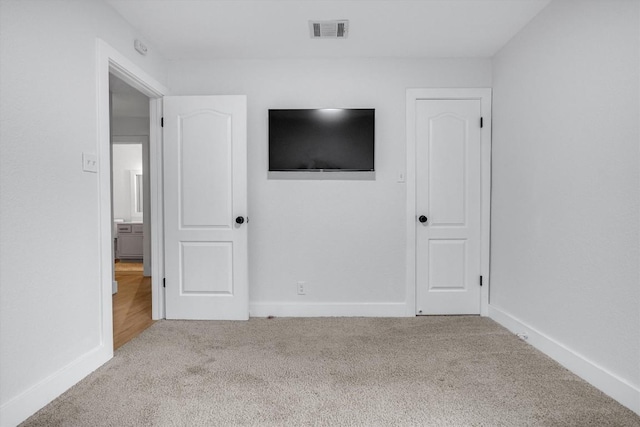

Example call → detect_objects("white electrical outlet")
82 152 98 173
297 281 306 295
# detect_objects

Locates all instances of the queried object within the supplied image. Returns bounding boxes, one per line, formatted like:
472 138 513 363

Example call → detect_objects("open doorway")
97 39 167 355
109 74 154 349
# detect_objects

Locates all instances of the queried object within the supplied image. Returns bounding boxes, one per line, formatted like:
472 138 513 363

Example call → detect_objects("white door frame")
97 39 168 354
112 136 150 274
405 88 492 316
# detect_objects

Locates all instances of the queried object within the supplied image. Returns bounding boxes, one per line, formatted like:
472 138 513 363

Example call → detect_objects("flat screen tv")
269 109 375 172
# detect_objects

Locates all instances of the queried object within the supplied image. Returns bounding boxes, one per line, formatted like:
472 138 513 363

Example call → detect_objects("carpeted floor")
21 317 640 426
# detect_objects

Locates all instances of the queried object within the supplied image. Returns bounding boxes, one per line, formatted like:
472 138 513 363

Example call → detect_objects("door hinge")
479 275 483 287
480 117 484 128
163 278 166 288
161 117 164 127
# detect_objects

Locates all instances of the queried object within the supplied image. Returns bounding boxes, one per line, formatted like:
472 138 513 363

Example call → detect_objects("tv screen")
269 109 375 172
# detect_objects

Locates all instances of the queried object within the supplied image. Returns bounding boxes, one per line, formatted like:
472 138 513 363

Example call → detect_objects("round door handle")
418 215 428 224
235 216 245 225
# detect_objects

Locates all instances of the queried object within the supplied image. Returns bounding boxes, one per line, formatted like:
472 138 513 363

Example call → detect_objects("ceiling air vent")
309 20 349 39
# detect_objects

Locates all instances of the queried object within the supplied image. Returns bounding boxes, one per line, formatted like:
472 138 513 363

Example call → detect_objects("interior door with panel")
416 99 482 315
163 95 248 320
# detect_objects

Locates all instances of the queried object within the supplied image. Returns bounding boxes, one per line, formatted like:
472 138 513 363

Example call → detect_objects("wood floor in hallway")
113 263 154 350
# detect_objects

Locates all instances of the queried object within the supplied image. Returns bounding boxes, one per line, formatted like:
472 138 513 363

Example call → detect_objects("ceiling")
110 74 150 118
105 0 551 60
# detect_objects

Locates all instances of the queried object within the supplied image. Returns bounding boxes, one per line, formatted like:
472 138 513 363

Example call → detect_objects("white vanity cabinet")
116 223 143 260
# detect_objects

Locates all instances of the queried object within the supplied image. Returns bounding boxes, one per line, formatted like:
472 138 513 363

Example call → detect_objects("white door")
416 99 482 315
163 96 248 320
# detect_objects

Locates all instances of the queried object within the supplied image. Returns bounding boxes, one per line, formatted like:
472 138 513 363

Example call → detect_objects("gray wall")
491 0 639 396
0 0 167 422
168 58 492 315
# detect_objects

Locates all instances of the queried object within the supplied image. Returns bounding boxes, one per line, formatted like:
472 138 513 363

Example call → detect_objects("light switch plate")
83 153 98 173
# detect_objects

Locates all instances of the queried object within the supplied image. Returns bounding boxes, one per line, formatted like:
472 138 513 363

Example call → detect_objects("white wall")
111 85 151 137
112 144 143 222
168 58 492 315
491 0 639 412
0 0 167 424
112 117 150 136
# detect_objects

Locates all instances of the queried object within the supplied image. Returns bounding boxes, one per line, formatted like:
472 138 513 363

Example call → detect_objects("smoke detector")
309 20 349 39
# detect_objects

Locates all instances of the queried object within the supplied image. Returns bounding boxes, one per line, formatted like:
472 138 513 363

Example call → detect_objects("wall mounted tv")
268 109 375 173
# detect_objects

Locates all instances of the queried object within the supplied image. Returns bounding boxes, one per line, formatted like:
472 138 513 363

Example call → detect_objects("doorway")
97 39 167 353
109 74 154 347
405 88 492 316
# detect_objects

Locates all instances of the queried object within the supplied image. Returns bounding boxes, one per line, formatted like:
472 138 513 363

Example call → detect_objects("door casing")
405 88 492 316
97 39 168 357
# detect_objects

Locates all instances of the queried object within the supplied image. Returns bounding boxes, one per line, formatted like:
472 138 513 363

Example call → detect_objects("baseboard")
0 345 112 427
249 301 409 318
489 305 640 415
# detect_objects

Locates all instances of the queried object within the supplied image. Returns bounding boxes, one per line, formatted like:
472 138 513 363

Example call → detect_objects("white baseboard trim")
0 345 112 427
489 305 640 415
249 301 410 318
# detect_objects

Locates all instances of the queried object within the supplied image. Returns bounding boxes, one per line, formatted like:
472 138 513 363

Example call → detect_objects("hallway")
113 262 154 350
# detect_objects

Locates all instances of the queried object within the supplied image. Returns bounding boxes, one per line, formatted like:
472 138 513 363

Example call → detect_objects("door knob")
235 216 245 224
418 215 428 224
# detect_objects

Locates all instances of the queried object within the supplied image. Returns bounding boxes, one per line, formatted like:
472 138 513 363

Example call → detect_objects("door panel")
428 240 466 290
416 100 481 315
428 114 467 226
180 242 233 294
180 111 232 228
164 96 248 320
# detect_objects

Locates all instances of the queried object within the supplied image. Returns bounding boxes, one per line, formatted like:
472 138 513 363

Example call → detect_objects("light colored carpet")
22 317 640 426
